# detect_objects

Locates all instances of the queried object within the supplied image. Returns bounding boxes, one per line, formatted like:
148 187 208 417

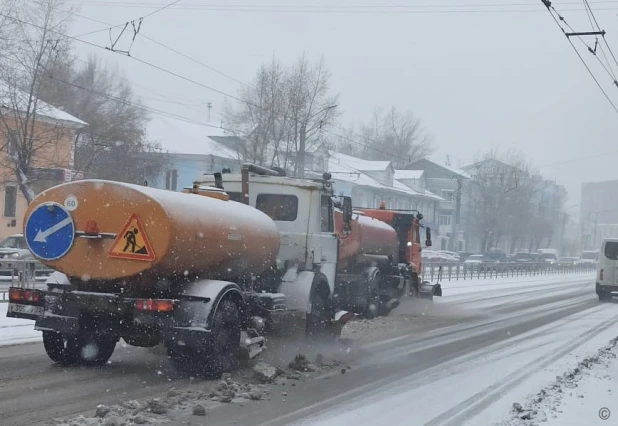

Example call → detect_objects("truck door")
318 194 338 292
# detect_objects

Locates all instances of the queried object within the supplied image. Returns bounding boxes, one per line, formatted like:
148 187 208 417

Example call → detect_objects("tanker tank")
24 180 281 284
334 210 398 269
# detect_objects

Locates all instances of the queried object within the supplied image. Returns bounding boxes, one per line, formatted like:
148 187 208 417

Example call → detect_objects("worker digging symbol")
108 213 155 261
123 226 147 254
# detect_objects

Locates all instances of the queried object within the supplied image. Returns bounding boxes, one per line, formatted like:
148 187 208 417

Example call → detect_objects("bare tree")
463 149 560 253
0 0 75 203
338 106 433 168
225 57 290 167
43 56 166 183
224 53 339 174
287 54 339 177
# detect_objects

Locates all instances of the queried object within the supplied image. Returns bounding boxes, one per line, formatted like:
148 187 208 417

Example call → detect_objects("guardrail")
421 262 596 282
0 260 52 303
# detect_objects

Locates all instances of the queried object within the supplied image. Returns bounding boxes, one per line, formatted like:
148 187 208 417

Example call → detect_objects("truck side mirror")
342 196 353 226
425 227 432 247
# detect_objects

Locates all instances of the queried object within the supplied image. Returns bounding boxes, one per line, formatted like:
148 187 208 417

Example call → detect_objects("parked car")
482 251 507 263
0 234 34 260
0 234 47 279
438 250 461 261
558 257 579 267
457 251 473 261
512 252 540 263
464 254 484 265
422 250 459 263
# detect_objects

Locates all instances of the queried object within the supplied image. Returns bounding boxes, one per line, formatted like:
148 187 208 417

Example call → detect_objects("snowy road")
0 272 615 426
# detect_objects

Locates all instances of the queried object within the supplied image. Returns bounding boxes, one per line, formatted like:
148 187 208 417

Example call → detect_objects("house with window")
303 149 443 241
403 158 470 251
0 82 87 240
144 118 243 191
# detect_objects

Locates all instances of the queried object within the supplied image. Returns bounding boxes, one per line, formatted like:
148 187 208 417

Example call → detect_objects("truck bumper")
596 282 618 295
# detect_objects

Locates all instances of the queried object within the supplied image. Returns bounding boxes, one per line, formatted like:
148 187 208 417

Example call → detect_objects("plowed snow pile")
499 336 618 426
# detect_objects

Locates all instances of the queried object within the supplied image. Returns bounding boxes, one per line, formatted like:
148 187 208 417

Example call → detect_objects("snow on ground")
0 303 41 346
499 337 618 426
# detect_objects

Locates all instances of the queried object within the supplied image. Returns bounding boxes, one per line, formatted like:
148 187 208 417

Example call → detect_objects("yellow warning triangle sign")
108 213 155 261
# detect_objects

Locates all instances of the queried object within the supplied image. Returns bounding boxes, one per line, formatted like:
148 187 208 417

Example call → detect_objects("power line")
71 0 182 39
141 0 183 19
542 1 618 115
583 0 618 71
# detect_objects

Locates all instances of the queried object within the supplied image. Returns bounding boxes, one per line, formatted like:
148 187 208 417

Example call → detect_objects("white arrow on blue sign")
25 202 75 261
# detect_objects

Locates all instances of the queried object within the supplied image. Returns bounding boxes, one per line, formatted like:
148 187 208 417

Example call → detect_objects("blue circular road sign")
25 202 75 261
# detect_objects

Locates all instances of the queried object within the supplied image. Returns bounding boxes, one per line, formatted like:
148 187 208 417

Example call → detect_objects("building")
304 148 443 240
403 158 470 251
145 118 242 191
461 158 567 254
580 179 618 249
0 82 87 240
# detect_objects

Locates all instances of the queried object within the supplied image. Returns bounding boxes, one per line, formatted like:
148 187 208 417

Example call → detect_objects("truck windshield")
256 194 298 221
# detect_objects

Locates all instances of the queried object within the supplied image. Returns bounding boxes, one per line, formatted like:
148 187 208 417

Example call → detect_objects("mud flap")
331 310 356 337
239 328 265 360
419 282 442 298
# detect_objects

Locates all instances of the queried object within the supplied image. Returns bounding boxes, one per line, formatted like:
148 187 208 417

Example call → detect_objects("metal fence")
0 260 52 303
421 262 596 282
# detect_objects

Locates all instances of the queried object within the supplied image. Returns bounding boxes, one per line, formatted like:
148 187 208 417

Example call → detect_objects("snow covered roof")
325 152 443 201
0 80 87 128
328 151 391 172
147 117 239 159
407 157 471 179
394 169 424 180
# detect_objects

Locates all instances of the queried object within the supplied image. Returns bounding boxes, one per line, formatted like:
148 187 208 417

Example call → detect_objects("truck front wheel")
208 299 241 377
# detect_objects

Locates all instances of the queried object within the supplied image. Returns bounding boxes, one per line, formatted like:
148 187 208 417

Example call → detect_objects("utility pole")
206 102 212 122
297 104 337 179
593 211 600 249
449 177 463 252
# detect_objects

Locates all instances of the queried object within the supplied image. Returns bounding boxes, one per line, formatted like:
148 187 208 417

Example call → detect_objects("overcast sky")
68 0 618 211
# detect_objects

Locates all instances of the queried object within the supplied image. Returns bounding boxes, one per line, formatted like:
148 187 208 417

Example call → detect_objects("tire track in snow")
423 309 618 426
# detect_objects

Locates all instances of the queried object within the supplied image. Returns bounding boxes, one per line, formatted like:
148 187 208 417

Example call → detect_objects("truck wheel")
599 292 612 302
206 299 241 378
43 331 116 366
306 290 330 338
43 331 78 365
75 332 117 367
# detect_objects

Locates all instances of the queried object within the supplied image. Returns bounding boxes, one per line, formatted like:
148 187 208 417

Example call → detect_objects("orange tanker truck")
6 164 440 376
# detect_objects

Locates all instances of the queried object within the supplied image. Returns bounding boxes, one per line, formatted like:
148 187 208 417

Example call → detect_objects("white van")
596 239 618 301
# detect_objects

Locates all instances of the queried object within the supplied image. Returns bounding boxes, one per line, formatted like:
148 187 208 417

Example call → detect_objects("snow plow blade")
419 282 442 298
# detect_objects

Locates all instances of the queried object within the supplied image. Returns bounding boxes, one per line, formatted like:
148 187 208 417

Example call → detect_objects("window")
256 194 298 221
226 191 244 202
0 235 27 249
321 195 333 232
165 170 178 191
441 190 454 201
439 215 452 226
4 185 17 217
6 130 18 158
604 242 618 260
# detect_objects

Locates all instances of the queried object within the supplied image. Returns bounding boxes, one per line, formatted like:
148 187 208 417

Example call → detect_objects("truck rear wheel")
43 330 116 366
43 331 77 365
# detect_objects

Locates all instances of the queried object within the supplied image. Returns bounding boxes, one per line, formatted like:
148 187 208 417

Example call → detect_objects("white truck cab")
596 239 618 301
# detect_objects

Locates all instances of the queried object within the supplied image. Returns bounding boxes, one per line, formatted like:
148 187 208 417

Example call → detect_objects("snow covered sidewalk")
0 303 41 346
501 335 618 426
